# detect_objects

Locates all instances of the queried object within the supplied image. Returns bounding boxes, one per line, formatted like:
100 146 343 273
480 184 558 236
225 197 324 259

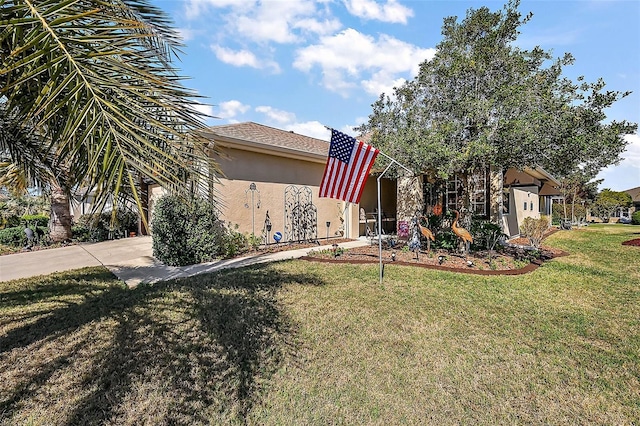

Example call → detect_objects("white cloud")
184 0 253 20
217 100 250 119
293 28 435 95
344 0 414 24
622 133 640 165
293 17 343 36
176 28 198 42
212 0 326 44
596 133 640 191
210 45 281 72
361 71 406 98
256 106 297 124
285 121 332 140
185 0 338 43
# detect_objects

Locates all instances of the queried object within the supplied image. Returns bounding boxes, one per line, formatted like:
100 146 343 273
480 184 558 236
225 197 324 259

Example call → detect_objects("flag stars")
329 131 356 163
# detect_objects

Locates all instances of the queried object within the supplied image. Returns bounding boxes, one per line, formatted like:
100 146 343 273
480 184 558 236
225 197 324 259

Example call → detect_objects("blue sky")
153 0 639 192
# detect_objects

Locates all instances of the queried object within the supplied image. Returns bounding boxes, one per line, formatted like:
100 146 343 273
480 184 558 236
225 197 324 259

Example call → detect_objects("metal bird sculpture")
451 210 473 258
408 216 421 260
419 216 435 253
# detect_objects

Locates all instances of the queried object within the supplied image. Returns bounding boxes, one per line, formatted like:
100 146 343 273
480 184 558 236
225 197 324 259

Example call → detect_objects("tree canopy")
1 0 220 239
357 0 637 181
592 189 632 222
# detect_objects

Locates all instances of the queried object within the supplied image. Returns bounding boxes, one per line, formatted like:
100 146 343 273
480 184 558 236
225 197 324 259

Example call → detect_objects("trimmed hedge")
0 225 48 247
632 211 640 225
21 214 49 227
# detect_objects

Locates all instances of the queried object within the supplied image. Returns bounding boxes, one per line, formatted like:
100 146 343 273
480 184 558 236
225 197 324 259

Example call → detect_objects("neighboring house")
586 186 638 223
140 122 560 240
624 186 640 217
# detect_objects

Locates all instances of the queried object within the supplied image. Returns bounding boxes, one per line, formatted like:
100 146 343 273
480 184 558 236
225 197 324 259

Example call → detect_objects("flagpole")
376 156 412 284
322 126 413 284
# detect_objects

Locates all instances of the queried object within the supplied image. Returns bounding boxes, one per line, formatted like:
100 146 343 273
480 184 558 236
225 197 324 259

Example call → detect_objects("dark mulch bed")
300 240 569 276
622 238 640 247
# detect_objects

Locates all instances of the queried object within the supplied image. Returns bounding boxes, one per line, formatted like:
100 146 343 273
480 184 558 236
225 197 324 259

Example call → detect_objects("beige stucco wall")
503 185 540 237
214 147 354 242
144 146 395 241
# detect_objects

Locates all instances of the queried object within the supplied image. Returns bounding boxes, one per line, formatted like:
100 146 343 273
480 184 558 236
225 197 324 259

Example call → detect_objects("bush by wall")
73 209 138 242
152 195 243 266
632 210 640 225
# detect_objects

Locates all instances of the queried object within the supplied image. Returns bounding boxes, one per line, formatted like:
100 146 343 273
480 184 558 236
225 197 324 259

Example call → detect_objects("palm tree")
1 0 220 242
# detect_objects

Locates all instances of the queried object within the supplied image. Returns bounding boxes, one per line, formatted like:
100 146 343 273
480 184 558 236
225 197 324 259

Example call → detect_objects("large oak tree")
357 0 636 217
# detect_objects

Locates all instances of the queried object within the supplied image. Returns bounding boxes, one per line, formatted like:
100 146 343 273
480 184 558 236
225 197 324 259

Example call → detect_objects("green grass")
1 224 638 424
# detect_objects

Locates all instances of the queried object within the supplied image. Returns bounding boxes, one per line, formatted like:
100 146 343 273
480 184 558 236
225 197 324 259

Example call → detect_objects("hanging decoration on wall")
262 210 272 245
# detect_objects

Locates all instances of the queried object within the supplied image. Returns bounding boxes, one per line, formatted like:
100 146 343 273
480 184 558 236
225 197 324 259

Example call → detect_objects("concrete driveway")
0 236 154 283
0 236 369 287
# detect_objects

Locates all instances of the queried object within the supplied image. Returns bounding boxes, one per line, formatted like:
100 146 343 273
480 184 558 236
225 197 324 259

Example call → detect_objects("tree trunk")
49 184 73 242
571 187 577 223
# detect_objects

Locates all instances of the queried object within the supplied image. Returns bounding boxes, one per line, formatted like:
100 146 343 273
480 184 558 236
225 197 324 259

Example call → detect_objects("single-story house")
140 122 560 241
146 122 373 243
624 186 640 217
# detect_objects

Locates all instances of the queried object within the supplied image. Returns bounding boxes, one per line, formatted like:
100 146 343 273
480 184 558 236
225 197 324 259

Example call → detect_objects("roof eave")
205 132 327 164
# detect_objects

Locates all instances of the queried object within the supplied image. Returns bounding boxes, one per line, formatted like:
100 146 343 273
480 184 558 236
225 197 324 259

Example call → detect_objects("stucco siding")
504 185 540 237
214 147 353 241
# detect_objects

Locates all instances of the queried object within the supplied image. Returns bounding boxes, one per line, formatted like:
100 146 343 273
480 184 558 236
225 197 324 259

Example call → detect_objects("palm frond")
1 0 221 223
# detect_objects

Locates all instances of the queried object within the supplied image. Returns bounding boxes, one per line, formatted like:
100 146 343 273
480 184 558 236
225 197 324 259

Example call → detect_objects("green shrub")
0 226 26 246
21 214 49 227
74 209 138 242
433 229 458 251
519 216 549 248
632 210 640 225
471 220 506 252
0 225 48 247
151 195 237 266
2 215 21 229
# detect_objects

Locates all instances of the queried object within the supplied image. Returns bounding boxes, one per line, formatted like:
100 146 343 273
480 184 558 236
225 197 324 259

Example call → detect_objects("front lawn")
1 224 638 424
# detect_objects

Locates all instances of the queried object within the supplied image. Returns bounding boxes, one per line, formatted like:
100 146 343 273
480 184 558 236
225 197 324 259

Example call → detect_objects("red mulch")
622 238 640 247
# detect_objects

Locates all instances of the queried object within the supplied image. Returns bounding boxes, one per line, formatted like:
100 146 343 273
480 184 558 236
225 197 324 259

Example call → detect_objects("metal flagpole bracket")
322 125 413 284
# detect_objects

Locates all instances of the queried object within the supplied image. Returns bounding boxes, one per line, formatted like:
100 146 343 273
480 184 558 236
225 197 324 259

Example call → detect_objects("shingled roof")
205 122 329 159
624 186 640 202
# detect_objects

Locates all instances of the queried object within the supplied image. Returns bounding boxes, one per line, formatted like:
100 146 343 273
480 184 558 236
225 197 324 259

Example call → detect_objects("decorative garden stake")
245 182 261 236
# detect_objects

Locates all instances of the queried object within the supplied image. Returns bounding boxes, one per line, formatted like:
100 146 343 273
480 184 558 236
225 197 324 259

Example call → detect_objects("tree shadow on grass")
0 264 324 425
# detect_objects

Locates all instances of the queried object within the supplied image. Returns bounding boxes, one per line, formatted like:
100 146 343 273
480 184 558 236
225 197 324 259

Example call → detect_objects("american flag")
319 129 379 204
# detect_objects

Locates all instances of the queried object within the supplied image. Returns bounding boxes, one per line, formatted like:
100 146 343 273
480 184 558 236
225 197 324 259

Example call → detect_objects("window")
445 169 489 216
530 201 534 211
424 169 489 217
445 175 462 212
524 202 527 210
469 169 488 216
502 189 510 215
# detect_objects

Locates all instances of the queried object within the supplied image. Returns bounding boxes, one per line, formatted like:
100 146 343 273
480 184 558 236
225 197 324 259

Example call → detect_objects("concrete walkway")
0 236 370 287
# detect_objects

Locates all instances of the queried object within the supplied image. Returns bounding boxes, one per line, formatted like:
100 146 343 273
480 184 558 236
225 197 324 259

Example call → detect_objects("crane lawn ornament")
451 210 473 258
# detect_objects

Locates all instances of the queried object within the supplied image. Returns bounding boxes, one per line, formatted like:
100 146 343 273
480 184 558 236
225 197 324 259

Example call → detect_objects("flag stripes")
319 129 379 204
